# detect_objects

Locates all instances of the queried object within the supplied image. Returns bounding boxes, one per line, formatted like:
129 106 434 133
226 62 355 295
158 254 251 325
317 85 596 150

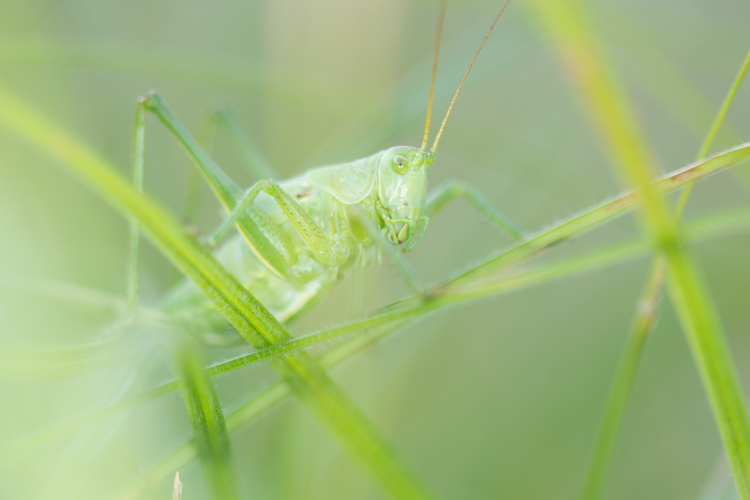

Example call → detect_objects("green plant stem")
114 320 412 500
580 257 665 500
172 339 240 500
525 1 750 498
0 85 432 500
580 44 750 500
126 102 145 314
441 141 750 290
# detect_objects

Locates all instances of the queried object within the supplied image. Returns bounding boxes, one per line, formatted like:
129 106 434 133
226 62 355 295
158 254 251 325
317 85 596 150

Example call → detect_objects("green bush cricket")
138 0 520 341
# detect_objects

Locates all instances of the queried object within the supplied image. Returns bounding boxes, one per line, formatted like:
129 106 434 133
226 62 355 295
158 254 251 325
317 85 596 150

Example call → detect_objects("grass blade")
525 1 750 497
580 42 750 500
115 321 412 500
441 141 750 289
172 338 240 500
579 258 665 500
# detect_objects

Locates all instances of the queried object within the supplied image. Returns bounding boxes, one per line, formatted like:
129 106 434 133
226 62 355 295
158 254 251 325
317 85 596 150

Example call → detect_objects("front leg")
424 180 524 241
138 91 297 280
209 180 349 268
349 206 423 295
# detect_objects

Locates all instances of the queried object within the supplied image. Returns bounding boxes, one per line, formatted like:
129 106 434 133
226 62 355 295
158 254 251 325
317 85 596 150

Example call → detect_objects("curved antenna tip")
431 0 513 153
421 0 448 151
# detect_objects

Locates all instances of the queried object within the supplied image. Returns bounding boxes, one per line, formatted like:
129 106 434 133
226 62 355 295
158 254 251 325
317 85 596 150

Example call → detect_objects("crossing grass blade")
579 42 750 500
524 0 750 498
441 141 750 290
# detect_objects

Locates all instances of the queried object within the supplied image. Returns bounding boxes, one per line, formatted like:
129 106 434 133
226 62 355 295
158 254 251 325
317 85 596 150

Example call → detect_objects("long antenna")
421 0 447 151
431 0 512 152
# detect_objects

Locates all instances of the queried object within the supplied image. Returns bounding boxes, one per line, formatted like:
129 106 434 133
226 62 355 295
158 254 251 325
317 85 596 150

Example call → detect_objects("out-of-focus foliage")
0 0 749 499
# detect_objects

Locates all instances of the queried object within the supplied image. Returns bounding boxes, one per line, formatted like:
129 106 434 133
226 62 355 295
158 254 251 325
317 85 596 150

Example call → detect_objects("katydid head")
375 0 511 252
376 146 434 248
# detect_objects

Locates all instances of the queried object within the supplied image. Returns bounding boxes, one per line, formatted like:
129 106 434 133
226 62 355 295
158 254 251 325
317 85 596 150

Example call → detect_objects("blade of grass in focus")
441 141 750 289
524 0 750 498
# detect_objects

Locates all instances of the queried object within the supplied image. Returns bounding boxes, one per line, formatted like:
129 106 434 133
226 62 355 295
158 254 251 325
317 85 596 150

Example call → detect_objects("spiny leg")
424 180 524 241
142 91 242 208
139 91 296 280
353 210 423 295
180 105 218 228
208 179 348 268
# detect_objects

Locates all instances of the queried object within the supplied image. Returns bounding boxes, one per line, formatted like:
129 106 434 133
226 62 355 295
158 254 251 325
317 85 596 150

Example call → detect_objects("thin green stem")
172 339 240 500
696 46 750 163
580 258 665 500
440 142 750 290
525 1 750 498
580 43 750 500
115 320 413 500
674 45 750 221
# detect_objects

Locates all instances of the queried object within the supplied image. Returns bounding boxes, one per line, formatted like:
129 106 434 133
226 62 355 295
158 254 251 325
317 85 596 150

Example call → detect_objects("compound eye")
392 155 409 174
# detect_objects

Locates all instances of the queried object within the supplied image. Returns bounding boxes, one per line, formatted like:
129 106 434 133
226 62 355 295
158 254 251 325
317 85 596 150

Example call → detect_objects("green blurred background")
1 0 750 498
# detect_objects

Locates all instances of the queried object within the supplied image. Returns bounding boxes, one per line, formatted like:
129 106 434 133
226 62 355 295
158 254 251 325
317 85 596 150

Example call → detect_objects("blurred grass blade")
116 321 412 499
596 2 747 156
172 338 239 500
524 0 750 498
0 85 431 500
579 258 665 500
